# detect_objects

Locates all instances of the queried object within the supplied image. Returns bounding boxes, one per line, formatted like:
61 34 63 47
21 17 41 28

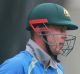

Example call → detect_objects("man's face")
46 25 67 55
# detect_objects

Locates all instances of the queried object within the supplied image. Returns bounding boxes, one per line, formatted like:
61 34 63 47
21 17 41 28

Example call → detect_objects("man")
0 3 78 74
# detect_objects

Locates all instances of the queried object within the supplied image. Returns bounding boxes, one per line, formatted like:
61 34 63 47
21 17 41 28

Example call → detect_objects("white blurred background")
61 0 80 74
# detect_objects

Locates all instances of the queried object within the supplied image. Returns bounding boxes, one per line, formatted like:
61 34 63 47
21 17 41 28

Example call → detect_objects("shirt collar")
26 39 58 69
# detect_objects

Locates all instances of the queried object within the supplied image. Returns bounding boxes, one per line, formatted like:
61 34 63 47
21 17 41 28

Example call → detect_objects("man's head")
26 3 78 57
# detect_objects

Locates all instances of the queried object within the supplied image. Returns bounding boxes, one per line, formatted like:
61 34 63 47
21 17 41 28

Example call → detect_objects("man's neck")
32 33 48 53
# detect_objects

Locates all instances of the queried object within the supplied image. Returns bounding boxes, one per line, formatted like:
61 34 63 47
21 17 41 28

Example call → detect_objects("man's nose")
60 32 66 39
60 35 66 43
61 36 66 40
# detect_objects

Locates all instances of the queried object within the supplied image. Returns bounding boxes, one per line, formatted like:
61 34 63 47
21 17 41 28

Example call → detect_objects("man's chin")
53 50 62 55
49 47 62 55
